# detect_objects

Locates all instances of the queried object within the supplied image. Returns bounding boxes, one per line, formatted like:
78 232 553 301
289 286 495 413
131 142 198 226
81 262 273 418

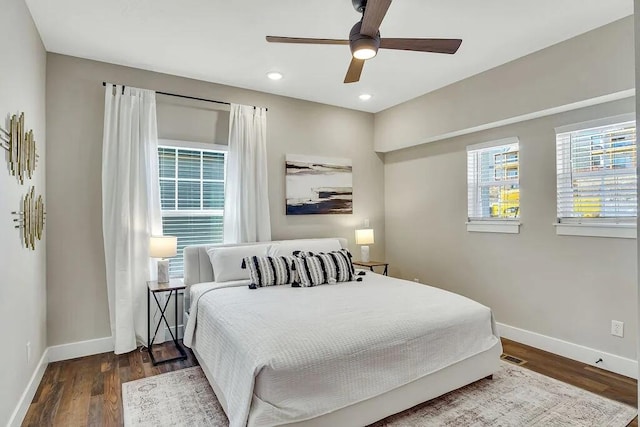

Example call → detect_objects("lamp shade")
149 236 177 258
355 229 374 245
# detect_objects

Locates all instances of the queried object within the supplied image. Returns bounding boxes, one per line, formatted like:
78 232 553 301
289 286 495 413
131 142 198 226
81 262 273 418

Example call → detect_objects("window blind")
467 139 520 221
159 145 226 277
556 119 636 223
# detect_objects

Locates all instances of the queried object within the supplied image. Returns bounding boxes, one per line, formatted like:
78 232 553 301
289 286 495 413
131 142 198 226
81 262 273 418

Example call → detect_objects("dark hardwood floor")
22 343 198 426
22 338 637 426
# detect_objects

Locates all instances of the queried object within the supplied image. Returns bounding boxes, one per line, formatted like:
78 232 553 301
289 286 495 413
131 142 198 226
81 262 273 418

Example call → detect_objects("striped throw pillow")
294 249 355 287
242 256 298 288
293 255 329 287
320 249 355 282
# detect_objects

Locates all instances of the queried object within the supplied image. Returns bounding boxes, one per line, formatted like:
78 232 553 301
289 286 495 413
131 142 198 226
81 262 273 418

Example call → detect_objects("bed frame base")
193 341 502 427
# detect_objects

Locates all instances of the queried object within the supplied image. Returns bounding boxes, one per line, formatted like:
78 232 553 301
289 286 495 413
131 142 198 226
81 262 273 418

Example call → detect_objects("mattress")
183 273 500 427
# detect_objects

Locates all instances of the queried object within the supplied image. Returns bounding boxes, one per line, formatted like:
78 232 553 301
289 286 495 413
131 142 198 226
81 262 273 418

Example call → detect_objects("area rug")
122 362 636 426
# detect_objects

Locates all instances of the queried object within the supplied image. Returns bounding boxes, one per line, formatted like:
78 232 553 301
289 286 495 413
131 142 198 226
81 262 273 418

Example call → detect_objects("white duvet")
183 273 500 427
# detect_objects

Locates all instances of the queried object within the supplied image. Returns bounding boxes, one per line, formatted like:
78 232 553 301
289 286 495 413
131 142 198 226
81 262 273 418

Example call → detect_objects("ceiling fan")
266 0 462 84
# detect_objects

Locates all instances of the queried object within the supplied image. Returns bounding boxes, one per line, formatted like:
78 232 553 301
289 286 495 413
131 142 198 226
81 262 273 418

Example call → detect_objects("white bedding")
183 273 500 427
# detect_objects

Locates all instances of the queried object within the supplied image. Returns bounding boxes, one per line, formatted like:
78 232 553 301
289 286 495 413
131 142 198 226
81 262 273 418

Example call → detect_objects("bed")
182 238 502 427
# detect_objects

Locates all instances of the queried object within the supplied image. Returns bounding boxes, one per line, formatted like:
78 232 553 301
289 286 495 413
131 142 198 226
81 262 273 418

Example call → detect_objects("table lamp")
150 236 177 283
355 229 374 262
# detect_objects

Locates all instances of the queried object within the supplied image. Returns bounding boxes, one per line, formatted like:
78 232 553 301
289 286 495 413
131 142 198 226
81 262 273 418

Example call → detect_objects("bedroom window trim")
555 113 637 239
466 220 521 234
159 138 228 152
553 222 636 239
159 139 228 277
466 137 521 234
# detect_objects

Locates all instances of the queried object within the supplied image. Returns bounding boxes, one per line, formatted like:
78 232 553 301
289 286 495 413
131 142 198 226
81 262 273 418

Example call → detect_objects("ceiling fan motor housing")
349 21 380 57
352 0 367 13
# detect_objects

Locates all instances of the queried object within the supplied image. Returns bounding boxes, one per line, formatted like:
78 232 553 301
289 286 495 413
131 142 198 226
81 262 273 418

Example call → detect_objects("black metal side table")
147 278 188 365
352 260 389 276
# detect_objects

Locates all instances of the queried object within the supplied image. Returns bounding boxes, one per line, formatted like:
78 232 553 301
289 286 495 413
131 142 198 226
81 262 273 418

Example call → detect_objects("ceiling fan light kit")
350 21 380 60
266 0 462 83
352 45 377 60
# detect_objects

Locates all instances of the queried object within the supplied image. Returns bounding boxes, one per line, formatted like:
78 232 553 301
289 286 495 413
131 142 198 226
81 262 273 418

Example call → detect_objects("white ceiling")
26 0 632 113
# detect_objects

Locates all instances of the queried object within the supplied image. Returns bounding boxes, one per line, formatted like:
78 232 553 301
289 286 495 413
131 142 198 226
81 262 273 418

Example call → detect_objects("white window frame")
554 113 636 239
159 139 228 277
466 137 521 234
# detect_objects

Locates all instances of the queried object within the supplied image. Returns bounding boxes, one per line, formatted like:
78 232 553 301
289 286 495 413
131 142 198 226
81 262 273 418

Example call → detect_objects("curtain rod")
101 82 267 111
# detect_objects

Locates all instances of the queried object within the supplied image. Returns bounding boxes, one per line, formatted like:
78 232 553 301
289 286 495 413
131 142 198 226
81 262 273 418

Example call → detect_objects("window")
555 114 636 238
159 141 226 277
467 137 520 234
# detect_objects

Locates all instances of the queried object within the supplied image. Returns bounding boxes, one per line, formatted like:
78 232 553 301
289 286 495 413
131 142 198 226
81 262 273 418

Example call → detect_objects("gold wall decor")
1 112 37 184
12 186 45 250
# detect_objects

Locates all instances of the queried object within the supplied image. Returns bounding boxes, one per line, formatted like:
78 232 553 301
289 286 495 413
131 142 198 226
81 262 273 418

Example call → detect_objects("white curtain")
102 84 162 354
223 104 271 243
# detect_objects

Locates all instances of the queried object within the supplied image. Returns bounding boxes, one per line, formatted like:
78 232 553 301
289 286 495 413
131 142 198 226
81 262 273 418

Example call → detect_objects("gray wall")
46 53 384 346
375 17 635 153
0 0 47 423
156 96 229 144
635 0 640 394
385 97 637 360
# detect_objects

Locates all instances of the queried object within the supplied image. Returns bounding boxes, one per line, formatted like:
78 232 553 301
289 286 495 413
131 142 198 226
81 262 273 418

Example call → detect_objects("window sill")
466 221 521 234
554 223 636 239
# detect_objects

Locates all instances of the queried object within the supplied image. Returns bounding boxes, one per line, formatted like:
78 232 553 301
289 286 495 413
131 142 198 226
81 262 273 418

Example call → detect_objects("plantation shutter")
556 116 636 223
159 145 226 277
467 138 520 221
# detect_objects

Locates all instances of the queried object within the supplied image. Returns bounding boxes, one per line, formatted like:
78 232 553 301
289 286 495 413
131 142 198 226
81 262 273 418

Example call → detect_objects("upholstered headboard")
183 238 349 287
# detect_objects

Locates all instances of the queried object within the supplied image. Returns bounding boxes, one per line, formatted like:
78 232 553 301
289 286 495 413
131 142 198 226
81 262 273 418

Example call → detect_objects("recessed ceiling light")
359 94 372 101
267 71 283 81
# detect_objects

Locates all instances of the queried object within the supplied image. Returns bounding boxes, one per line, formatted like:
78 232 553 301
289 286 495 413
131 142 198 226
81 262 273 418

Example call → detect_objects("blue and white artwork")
286 154 353 215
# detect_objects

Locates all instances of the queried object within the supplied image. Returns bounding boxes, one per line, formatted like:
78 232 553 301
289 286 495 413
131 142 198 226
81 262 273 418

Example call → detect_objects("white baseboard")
7 348 49 427
497 322 638 379
48 336 114 363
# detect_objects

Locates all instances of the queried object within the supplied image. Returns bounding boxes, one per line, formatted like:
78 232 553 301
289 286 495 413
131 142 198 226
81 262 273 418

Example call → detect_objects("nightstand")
147 278 188 365
353 260 389 276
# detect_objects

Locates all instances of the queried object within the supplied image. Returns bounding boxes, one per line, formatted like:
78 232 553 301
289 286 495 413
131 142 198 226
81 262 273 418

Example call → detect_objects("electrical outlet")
611 320 624 338
26 342 31 363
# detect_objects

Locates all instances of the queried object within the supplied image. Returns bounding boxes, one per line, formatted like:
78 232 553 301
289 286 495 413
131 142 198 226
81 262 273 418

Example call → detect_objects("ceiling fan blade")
344 58 365 84
360 0 392 37
379 38 462 54
266 36 349 45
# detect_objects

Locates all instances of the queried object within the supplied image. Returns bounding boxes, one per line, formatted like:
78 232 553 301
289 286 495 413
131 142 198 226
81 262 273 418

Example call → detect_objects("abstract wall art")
0 112 38 184
285 154 353 215
13 186 46 250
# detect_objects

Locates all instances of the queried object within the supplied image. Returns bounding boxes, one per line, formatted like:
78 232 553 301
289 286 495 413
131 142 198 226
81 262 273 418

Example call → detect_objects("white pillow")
207 244 270 282
268 239 343 257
